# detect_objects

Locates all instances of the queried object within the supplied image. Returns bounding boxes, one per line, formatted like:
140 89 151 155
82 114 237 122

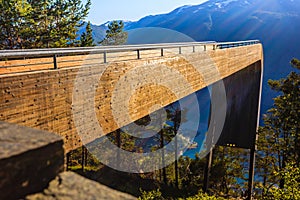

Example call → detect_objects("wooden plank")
0 57 53 67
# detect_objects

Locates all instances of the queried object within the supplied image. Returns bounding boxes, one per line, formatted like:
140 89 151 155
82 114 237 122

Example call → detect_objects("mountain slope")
89 0 300 115
124 0 300 114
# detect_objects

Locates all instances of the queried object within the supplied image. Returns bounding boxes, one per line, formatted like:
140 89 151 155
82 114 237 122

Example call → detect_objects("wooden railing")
0 40 260 75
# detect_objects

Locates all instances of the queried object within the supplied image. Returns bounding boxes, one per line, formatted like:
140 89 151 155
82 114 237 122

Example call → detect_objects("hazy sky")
84 0 208 25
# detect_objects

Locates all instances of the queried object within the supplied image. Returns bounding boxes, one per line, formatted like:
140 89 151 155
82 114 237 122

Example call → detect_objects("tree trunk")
160 131 167 184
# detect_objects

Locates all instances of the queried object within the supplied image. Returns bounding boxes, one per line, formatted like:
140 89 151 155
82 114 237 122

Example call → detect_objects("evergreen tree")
256 58 300 193
80 21 94 47
25 0 52 48
62 0 91 47
255 127 279 194
0 0 91 49
0 0 32 49
209 146 249 198
100 20 128 45
266 58 300 164
178 155 206 195
264 162 300 200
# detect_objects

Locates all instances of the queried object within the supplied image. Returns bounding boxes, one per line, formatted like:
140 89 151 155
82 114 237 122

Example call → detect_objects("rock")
26 171 137 200
0 121 64 200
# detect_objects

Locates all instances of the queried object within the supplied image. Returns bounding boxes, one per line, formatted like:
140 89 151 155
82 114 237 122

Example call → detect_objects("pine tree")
62 0 91 47
100 20 128 45
178 155 206 195
25 0 52 48
255 127 279 193
265 162 300 200
256 58 300 193
209 146 249 198
0 0 91 49
80 21 94 47
0 0 32 49
266 59 300 163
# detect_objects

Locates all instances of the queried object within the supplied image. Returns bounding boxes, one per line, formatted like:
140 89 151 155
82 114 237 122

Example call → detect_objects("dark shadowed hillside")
86 0 300 115
125 0 300 115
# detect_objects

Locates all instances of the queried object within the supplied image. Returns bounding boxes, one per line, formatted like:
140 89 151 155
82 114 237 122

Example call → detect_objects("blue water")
117 86 211 158
181 87 211 158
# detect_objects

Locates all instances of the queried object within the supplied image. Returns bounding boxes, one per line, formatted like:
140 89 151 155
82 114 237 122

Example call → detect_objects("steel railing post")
103 51 107 63
137 50 140 59
53 54 58 69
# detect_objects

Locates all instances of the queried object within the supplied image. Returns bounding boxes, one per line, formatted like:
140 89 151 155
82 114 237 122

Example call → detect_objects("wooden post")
66 152 71 171
84 147 88 167
174 136 179 188
81 146 85 172
203 148 213 193
247 147 256 200
116 129 121 169
204 101 213 193
174 110 179 188
160 131 167 184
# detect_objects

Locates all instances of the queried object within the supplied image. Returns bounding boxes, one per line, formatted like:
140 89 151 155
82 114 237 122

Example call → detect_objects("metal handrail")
0 40 260 74
0 41 217 59
0 40 260 59
216 40 260 49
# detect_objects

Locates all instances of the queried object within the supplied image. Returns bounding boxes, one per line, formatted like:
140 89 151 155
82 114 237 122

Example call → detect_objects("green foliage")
265 58 300 166
262 163 300 200
0 0 91 49
138 189 225 200
291 58 300 70
100 20 128 45
255 58 300 197
138 189 165 200
255 127 279 191
80 21 95 47
68 146 101 170
183 191 226 200
177 155 205 195
204 146 249 198
0 0 32 49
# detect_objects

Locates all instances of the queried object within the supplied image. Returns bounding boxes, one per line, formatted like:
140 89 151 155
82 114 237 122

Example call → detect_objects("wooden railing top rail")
0 40 260 75
0 40 260 59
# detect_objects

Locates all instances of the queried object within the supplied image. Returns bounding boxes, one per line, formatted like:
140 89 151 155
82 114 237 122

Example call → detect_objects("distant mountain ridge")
78 21 133 44
83 0 300 115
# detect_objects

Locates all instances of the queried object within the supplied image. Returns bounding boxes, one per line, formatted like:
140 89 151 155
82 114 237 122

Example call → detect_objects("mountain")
78 21 134 44
123 0 300 115
88 0 300 116
77 22 106 43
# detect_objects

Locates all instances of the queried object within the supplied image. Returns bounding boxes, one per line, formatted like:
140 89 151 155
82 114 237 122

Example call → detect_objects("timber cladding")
0 44 263 152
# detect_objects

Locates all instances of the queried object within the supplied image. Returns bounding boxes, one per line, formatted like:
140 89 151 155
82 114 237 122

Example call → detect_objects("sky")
84 0 208 25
